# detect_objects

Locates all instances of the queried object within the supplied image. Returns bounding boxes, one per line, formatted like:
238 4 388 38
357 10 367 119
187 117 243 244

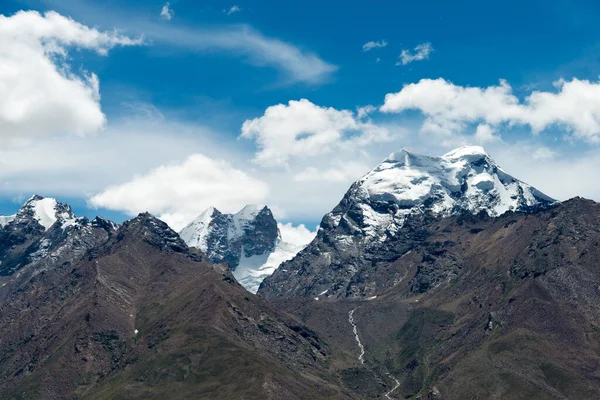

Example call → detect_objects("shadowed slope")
0 213 354 399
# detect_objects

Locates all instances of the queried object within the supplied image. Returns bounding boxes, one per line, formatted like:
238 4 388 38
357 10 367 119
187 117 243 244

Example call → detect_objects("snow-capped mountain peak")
179 205 271 253
334 145 555 240
258 145 557 300
16 195 80 231
179 205 311 293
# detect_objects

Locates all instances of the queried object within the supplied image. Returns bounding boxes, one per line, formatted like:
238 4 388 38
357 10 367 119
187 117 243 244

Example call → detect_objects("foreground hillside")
0 212 353 399
275 198 600 399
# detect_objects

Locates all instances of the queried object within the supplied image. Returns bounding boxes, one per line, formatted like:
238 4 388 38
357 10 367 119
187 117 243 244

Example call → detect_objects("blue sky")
1 0 600 235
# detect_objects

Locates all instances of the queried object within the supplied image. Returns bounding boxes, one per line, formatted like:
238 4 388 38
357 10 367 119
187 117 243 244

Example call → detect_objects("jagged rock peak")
179 205 287 292
1 195 82 232
91 216 119 231
118 212 189 254
179 204 277 256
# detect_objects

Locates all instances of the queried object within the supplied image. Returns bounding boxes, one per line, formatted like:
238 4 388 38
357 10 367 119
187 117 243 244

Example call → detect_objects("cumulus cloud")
474 124 500 144
240 99 393 167
89 153 269 230
381 77 600 143
532 147 556 160
224 5 241 15
397 42 433 65
293 161 370 183
362 40 387 52
160 2 174 20
278 222 316 247
0 10 141 140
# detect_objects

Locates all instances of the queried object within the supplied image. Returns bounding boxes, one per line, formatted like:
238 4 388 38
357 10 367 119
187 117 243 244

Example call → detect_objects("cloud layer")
89 153 269 230
381 77 600 142
241 99 393 167
0 10 141 140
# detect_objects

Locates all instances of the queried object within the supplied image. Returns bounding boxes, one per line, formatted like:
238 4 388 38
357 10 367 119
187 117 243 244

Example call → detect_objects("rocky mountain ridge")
259 146 556 300
0 204 354 399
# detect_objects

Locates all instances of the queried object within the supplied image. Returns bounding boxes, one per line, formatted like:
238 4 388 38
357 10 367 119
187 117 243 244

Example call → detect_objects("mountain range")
2 146 600 399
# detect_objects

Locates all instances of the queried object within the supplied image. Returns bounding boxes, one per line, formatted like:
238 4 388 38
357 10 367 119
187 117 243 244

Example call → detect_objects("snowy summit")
324 145 555 240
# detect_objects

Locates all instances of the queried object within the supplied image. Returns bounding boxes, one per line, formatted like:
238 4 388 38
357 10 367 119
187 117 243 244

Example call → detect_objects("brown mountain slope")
274 198 600 399
0 213 354 400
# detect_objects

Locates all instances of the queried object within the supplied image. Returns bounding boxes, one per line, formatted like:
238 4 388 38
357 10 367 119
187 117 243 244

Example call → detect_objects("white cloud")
357 105 376 119
89 153 269 230
278 222 316 247
381 77 600 143
0 10 141 140
482 143 600 202
474 124 500 144
532 146 556 160
142 24 336 85
363 40 387 52
240 99 393 167
397 42 433 65
293 161 370 183
0 111 232 195
35 1 336 86
224 5 241 15
160 2 174 20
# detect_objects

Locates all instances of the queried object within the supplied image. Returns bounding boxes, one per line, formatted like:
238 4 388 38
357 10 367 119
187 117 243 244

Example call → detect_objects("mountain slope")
274 198 600 399
259 146 555 300
0 212 354 399
180 205 308 293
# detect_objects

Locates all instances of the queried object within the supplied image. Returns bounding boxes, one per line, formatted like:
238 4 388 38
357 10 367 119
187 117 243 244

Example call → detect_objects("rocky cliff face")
0 195 117 281
179 205 279 268
259 146 555 300
179 205 308 293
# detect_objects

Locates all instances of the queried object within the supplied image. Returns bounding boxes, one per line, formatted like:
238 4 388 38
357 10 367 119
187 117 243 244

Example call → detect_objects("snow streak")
348 308 365 364
384 373 401 399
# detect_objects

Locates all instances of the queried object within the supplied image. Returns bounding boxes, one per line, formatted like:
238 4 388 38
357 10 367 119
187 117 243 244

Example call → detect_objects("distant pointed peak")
384 147 413 163
123 212 177 237
18 196 61 230
130 212 159 222
91 216 119 231
26 194 45 203
119 213 189 254
235 204 270 219
199 206 223 218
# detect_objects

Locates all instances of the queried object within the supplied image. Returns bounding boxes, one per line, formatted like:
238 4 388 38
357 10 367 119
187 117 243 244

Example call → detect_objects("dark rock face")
258 147 554 300
180 205 279 270
0 203 353 400
0 196 114 277
240 207 279 258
